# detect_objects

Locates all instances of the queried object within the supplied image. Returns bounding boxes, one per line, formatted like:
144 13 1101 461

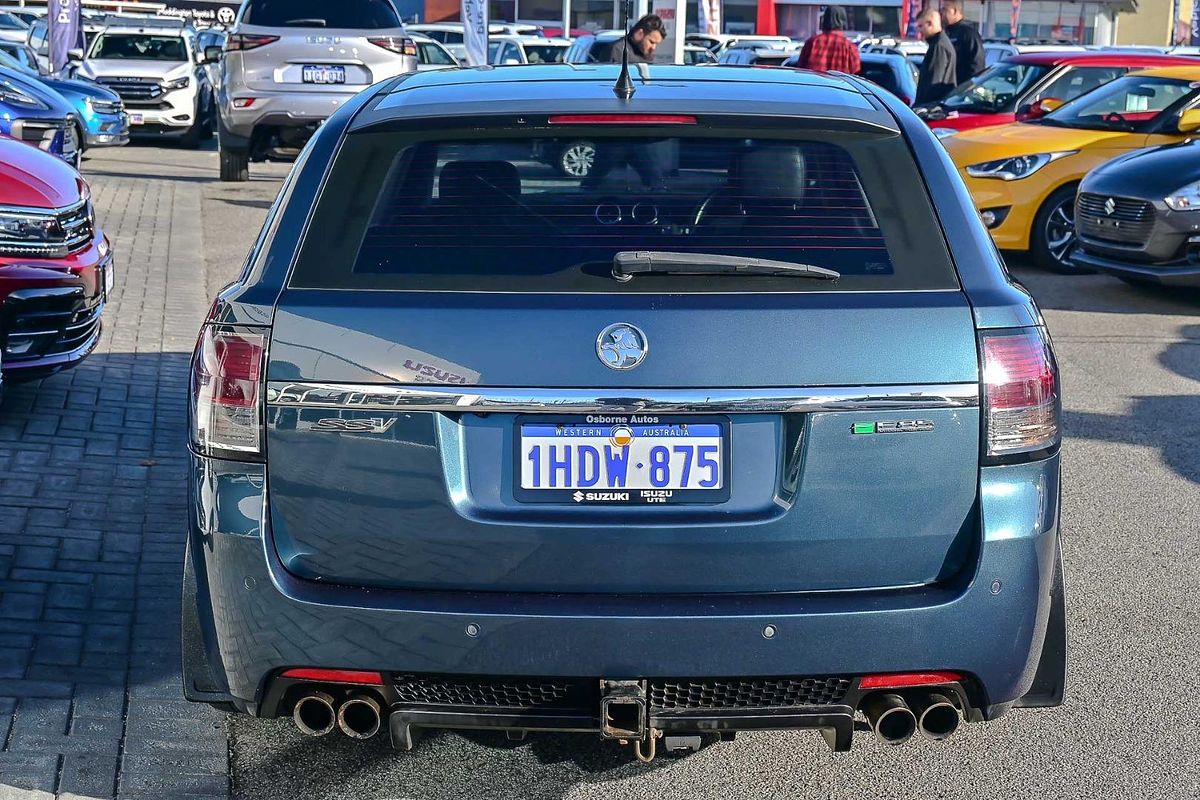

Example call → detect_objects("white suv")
77 17 215 148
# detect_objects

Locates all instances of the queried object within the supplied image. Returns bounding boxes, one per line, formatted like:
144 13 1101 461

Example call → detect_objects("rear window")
290 129 959 293
861 65 901 97
244 0 401 28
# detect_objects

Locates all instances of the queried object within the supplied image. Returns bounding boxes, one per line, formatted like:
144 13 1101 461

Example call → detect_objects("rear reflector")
859 671 963 690
548 114 698 125
281 669 385 686
981 327 1060 459
225 34 279 51
190 326 266 458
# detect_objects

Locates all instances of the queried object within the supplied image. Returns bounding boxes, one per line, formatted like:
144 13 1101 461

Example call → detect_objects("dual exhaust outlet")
861 692 960 746
293 691 383 740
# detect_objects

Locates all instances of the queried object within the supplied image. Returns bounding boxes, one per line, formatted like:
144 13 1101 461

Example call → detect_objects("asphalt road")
96 143 1200 800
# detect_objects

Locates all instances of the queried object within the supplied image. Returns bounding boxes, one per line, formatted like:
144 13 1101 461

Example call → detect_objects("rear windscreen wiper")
613 251 841 281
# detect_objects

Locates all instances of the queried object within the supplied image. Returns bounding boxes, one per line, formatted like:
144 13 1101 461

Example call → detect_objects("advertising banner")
1193 0 1200 46
462 0 488 66
903 0 921 39
48 0 83 74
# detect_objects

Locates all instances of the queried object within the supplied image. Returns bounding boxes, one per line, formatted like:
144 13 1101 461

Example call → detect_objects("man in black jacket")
941 0 986 86
915 8 957 105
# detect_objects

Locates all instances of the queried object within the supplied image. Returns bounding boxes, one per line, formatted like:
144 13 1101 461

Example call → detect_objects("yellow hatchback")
943 66 1200 272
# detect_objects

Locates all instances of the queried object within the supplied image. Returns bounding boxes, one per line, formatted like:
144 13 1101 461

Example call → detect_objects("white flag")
462 0 489 66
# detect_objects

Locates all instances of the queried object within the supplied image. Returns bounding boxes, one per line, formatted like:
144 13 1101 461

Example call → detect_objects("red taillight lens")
548 114 698 125
859 671 964 690
368 36 417 56
981 327 1060 460
232 97 256 109
225 34 280 52
281 668 385 686
190 326 266 458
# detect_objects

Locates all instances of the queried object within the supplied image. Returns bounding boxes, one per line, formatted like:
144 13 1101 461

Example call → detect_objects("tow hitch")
599 680 661 762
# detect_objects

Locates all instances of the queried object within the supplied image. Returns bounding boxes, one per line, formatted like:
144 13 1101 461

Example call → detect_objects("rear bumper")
218 89 359 145
1071 248 1200 287
186 453 1061 723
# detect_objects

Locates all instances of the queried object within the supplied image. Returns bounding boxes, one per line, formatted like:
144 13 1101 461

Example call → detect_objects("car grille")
649 677 852 710
97 77 164 107
1077 193 1156 247
392 675 594 709
1 286 103 364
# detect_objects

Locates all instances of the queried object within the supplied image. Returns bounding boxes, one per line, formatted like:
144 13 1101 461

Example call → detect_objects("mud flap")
1015 537 1066 708
181 536 238 711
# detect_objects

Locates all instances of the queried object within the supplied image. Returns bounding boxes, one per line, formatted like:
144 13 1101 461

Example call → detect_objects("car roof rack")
101 14 186 30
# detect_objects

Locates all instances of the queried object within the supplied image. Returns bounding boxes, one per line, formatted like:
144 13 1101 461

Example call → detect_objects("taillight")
190 325 267 459
225 33 280 51
368 36 417 56
981 327 1060 461
548 114 698 125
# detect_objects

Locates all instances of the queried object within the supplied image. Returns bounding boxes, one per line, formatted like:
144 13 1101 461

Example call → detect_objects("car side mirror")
1178 108 1200 134
204 45 223 64
66 48 83 62
1016 97 1063 121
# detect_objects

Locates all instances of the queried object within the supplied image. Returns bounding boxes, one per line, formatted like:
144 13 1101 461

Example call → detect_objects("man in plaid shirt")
797 6 861 74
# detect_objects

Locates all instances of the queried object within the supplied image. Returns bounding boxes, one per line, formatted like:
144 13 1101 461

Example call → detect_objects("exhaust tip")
915 693 961 741
338 694 382 740
293 692 336 737
861 693 917 746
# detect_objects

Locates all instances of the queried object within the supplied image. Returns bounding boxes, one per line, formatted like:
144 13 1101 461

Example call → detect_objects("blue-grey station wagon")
184 63 1066 758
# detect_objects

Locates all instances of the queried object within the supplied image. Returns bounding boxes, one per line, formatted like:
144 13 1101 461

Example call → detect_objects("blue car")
784 50 919 105
0 64 78 166
184 66 1065 756
0 41 127 149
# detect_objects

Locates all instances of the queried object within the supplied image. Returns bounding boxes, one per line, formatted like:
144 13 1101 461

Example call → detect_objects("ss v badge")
313 417 397 434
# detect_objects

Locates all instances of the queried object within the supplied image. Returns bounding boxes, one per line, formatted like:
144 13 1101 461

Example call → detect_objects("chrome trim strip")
266 382 979 414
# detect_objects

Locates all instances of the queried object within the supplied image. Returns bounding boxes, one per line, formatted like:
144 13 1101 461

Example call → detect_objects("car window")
860 64 901 97
524 44 565 64
89 34 188 61
0 11 26 29
242 0 401 28
1045 74 1197 132
499 43 517 63
1032 66 1124 104
421 41 455 65
291 131 959 293
29 20 47 53
940 61 1051 113
589 41 615 62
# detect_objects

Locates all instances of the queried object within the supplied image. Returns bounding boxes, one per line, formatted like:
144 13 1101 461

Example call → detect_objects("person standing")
607 14 667 64
915 8 957 105
797 6 861 74
940 0 986 86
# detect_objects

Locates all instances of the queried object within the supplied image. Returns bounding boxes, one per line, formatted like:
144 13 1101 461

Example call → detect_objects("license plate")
516 416 730 504
302 65 346 84
130 113 143 125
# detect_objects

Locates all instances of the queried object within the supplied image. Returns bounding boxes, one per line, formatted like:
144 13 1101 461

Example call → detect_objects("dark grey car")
1073 141 1200 287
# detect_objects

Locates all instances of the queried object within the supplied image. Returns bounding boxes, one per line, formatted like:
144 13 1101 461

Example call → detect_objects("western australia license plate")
516 416 729 504
302 65 346 84
129 113 143 125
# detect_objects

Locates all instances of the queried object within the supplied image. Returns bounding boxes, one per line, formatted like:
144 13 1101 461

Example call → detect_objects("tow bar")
599 680 662 763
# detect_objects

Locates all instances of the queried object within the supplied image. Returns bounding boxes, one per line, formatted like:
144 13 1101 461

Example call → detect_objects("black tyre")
220 145 249 182
557 140 596 177
1030 185 1090 273
201 94 216 141
180 120 204 149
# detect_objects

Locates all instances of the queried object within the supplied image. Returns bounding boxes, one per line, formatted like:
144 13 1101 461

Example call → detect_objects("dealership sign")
154 0 240 25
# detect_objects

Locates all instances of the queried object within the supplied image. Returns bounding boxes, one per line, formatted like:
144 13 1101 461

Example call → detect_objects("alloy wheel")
1045 198 1076 266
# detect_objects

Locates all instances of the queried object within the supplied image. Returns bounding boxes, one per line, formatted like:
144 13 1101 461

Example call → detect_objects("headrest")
731 146 806 200
439 160 521 204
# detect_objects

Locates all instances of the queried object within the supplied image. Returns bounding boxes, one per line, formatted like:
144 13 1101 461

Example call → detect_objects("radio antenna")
613 0 635 100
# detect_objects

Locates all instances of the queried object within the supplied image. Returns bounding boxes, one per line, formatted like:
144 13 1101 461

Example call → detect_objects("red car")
0 135 112 381
922 52 1199 137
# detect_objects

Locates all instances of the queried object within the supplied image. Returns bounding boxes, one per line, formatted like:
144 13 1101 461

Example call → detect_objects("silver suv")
214 0 417 182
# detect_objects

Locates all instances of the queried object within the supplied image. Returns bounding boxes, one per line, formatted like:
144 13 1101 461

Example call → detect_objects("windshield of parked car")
419 41 456 65
243 0 401 27
0 48 33 75
940 61 1050 113
291 132 959 293
523 44 567 63
0 44 37 75
1041 74 1197 132
89 34 187 61
0 11 26 29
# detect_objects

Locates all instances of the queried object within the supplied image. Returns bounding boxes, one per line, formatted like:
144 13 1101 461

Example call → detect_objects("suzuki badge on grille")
597 323 647 370
1104 198 1116 215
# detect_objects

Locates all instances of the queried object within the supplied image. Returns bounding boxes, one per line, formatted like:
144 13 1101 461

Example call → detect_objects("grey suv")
213 0 417 181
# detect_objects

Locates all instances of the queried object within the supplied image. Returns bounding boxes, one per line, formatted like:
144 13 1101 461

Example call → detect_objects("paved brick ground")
0 145 235 799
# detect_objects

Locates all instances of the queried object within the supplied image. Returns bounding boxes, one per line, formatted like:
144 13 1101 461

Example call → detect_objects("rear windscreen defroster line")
289 127 961 293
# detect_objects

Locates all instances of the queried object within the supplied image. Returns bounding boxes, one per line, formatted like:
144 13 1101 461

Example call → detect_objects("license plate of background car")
302 65 346 84
515 417 730 505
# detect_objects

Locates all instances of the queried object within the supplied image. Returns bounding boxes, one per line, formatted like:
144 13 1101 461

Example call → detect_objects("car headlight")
932 127 958 140
0 79 49 110
1164 181 1200 211
966 151 1077 181
162 76 190 91
0 208 69 257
